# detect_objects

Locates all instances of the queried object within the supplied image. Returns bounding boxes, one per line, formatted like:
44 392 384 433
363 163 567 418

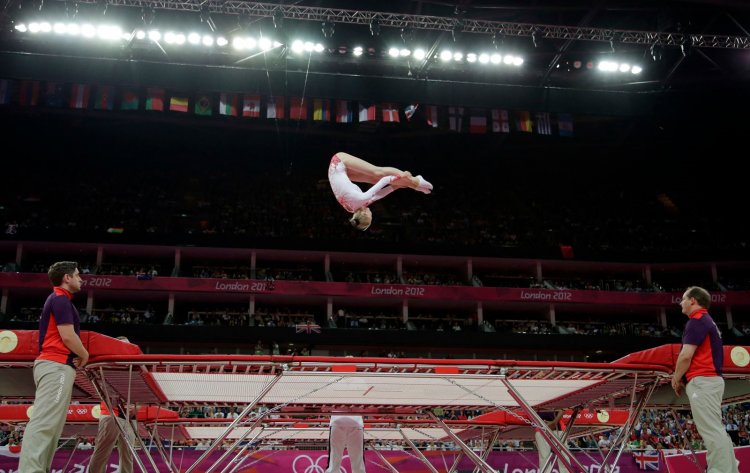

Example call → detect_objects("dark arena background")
1 0 750 470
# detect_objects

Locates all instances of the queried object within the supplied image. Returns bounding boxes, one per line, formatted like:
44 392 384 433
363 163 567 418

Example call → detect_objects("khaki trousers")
535 430 570 473
18 360 76 473
687 376 739 473
89 415 136 473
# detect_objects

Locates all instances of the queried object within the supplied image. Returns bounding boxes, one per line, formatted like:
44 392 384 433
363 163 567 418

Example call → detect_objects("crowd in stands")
2 121 748 263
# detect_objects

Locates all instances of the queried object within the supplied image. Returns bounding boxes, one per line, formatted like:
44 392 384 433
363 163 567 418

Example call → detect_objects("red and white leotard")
328 155 397 213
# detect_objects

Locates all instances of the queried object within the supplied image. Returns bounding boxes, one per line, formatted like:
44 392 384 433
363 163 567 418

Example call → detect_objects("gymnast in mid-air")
327 152 433 231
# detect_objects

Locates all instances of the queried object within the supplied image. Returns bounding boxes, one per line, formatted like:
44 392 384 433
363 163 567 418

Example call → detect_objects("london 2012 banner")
0 446 658 473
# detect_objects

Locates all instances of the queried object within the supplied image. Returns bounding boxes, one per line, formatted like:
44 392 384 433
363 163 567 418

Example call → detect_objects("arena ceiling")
1 0 749 94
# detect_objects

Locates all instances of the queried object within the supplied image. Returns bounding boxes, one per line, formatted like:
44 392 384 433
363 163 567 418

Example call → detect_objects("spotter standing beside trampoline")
671 286 738 473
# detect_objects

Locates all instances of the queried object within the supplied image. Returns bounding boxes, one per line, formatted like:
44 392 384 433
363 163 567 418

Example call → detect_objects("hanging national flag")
295 323 321 334
448 106 464 132
535 112 552 135
0 79 11 105
69 83 91 109
267 96 285 119
632 452 659 470
169 95 189 113
425 105 439 128
219 93 238 116
313 98 330 121
44 82 65 108
469 111 487 134
120 89 140 111
194 94 212 116
491 109 510 133
94 85 115 111
404 103 418 121
516 111 533 133
289 97 306 120
18 80 40 107
558 113 574 137
146 88 165 111
335 100 353 123
358 103 376 122
382 103 400 123
242 95 260 118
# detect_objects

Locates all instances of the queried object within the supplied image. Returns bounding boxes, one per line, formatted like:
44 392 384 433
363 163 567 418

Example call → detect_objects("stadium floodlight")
388 47 399 57
353 46 363 56
188 32 200 44
413 48 426 60
439 50 452 61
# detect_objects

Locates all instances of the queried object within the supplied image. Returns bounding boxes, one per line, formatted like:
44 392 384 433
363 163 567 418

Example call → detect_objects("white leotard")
328 155 396 213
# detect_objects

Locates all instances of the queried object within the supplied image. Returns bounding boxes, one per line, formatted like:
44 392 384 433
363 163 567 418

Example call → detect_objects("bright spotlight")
245 37 256 49
164 31 176 44
232 37 245 50
353 46 363 56
619 63 631 72
314 43 324 52
466 53 477 63
28 22 40 33
453 52 463 61
632 65 642 74
39 22 51 33
121 31 133 41
440 50 452 61
388 47 399 57
202 35 213 46
147 30 161 42
291 40 304 53
135 30 146 40
68 24 81 35
53 23 66 34
176 33 187 45
503 55 513 65
513 56 523 66
81 24 96 38
490 53 501 64
413 48 426 60
478 53 489 64
400 48 411 57
303 41 314 52
98 25 122 40
258 37 272 50
187 32 200 44
15 23 28 32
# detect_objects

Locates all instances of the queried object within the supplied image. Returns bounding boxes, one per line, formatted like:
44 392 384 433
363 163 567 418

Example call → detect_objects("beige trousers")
18 360 76 473
535 430 570 473
89 415 136 473
687 376 739 473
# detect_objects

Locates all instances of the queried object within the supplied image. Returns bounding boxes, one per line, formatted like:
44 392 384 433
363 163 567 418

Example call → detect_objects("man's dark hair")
685 286 711 309
48 261 79 286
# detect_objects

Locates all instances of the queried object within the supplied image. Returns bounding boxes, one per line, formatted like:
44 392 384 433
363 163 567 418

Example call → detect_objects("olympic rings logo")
292 454 350 473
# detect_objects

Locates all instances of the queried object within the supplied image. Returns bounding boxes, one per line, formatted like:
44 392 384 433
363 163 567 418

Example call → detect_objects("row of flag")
0 79 574 136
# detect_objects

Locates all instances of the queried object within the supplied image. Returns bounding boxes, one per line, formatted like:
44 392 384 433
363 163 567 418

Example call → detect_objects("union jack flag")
633 451 660 470
295 323 321 334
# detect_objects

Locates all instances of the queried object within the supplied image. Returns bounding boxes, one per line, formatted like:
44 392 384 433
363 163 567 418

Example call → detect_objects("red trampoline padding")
0 330 143 360
614 343 750 374
470 409 629 427
613 344 679 369
0 404 177 422
0 404 99 422
136 406 179 421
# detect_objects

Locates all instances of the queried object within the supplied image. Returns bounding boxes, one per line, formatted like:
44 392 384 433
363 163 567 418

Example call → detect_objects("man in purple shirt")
19 261 89 473
671 286 737 473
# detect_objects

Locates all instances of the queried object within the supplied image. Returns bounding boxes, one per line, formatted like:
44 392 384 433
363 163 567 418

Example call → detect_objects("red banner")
663 445 749 473
0 273 746 306
0 446 660 473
